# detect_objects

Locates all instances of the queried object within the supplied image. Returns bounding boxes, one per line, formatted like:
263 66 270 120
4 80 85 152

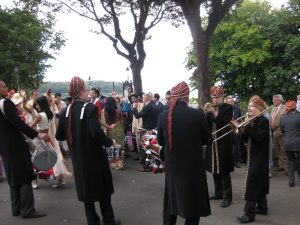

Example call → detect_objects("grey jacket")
280 111 300 152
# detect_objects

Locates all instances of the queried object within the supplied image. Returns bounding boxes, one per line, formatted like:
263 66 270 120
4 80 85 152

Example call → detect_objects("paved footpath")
0 155 300 225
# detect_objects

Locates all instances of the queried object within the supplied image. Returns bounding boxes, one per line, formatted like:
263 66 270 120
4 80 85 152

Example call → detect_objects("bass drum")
32 139 58 171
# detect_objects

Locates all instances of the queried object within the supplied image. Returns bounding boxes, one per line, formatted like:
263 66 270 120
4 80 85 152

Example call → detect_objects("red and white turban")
249 95 266 111
68 76 85 99
167 81 190 151
285 100 296 114
210 86 224 97
67 76 86 145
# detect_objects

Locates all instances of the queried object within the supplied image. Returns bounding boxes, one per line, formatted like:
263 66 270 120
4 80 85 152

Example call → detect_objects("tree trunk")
186 13 211 107
195 33 210 107
130 63 143 94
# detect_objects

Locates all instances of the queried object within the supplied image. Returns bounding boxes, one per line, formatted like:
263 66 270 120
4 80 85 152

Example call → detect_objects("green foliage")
0 7 65 91
187 0 300 104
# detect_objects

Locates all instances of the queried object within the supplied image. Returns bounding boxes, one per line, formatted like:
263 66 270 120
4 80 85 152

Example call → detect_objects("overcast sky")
2 0 288 97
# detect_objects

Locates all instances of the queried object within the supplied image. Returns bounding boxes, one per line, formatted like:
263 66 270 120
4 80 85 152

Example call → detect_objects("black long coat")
0 99 38 187
243 115 269 201
132 101 158 130
205 103 234 174
56 101 113 202
157 102 213 218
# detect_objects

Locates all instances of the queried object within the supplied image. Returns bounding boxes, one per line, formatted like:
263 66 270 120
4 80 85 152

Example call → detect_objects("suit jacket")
0 99 38 187
131 102 143 130
280 111 300 152
157 102 213 218
132 101 158 130
157 101 165 115
271 104 285 135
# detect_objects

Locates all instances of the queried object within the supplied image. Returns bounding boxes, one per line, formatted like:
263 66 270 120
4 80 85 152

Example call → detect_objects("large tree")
186 0 300 103
172 0 240 106
0 7 65 90
21 0 182 94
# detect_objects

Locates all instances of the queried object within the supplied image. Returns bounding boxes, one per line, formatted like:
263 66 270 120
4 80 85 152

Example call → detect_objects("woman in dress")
105 97 125 147
30 96 70 188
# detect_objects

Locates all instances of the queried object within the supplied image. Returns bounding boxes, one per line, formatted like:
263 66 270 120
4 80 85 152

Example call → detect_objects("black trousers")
287 151 300 184
213 173 232 201
163 210 200 225
233 133 242 162
10 183 35 216
244 195 268 220
84 195 115 225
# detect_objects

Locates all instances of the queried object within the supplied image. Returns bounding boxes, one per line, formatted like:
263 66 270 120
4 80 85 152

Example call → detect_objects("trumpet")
204 102 216 112
213 105 274 143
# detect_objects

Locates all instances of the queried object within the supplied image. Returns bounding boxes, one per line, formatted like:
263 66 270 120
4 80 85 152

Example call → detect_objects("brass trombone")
212 105 274 143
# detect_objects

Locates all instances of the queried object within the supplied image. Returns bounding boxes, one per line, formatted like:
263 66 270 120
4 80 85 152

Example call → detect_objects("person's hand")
297 95 300 101
38 133 50 142
132 103 137 108
112 139 117 146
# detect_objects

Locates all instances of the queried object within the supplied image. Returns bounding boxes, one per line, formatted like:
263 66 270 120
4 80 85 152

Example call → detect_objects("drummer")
0 80 49 218
30 96 70 188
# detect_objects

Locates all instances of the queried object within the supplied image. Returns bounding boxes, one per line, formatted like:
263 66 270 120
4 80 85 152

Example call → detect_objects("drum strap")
65 102 90 120
80 102 90 119
0 99 6 117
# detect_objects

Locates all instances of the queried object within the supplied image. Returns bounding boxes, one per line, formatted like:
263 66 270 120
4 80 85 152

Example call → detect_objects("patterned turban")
210 86 224 97
285 100 296 114
68 76 85 99
249 95 266 111
67 76 86 146
167 81 190 151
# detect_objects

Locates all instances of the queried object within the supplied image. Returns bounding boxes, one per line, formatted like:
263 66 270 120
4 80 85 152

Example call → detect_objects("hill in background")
39 80 124 97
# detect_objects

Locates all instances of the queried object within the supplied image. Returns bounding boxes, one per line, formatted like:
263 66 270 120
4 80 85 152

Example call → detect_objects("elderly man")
271 94 287 173
56 77 120 225
157 81 213 225
204 86 234 208
132 92 158 130
0 80 49 218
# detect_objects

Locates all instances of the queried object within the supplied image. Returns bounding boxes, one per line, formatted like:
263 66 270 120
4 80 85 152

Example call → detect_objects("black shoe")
12 212 20 217
289 182 295 187
22 212 47 219
237 215 254 223
273 167 284 172
255 209 268 215
209 194 223 200
220 199 231 208
103 219 121 225
137 168 152 172
235 163 241 168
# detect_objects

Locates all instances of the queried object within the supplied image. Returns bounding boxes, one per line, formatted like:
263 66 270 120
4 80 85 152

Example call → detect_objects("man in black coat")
55 77 120 225
0 80 48 219
204 86 234 208
157 81 213 225
153 93 165 114
132 92 158 130
225 96 243 168
237 96 270 223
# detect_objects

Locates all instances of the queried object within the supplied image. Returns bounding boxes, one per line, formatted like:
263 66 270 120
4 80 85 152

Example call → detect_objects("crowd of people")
0 77 299 225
